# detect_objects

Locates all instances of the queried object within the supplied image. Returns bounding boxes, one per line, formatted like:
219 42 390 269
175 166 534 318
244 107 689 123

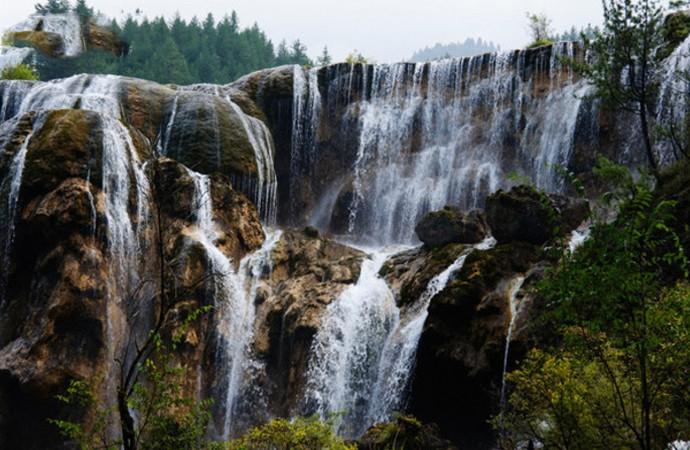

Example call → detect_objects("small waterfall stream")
0 122 39 304
187 169 282 439
499 275 527 409
303 236 496 437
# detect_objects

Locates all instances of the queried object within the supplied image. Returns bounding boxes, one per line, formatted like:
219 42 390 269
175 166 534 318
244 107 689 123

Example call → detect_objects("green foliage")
526 12 554 47
225 416 355 450
317 46 332 66
498 159 690 450
73 0 94 22
497 285 690 449
51 306 213 450
582 0 667 171
35 0 71 14
527 38 554 48
1 63 39 80
36 10 314 84
344 50 369 64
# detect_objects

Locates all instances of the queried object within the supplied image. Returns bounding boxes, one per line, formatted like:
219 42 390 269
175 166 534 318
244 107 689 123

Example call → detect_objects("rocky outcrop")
84 22 128 56
408 242 542 449
10 31 66 58
415 207 488 247
358 416 457 450
486 185 589 245
0 108 268 449
253 229 365 416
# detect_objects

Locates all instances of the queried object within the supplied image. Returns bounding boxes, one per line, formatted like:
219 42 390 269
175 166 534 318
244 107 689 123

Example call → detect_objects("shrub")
1 64 39 81
225 416 355 450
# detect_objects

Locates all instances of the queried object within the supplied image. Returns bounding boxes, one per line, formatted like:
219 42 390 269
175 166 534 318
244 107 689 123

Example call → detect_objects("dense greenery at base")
30 1 315 84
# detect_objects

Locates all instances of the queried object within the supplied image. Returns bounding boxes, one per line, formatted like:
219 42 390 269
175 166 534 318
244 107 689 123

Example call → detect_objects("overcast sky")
1 0 604 62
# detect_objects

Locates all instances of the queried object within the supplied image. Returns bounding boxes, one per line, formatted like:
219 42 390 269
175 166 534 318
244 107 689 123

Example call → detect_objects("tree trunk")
118 388 136 450
639 101 658 174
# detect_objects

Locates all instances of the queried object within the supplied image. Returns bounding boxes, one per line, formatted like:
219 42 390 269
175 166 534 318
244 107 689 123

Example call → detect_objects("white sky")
1 0 604 62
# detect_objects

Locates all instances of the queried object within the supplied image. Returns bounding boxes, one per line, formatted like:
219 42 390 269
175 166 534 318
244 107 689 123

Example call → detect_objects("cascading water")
290 67 321 220
291 45 595 245
303 236 495 437
0 46 34 73
186 168 282 438
656 34 690 165
302 249 400 438
499 275 527 408
366 236 497 426
226 98 279 225
9 12 84 57
0 119 41 304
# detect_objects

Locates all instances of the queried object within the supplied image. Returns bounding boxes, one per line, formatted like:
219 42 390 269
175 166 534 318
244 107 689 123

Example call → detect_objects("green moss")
528 38 555 49
661 11 690 59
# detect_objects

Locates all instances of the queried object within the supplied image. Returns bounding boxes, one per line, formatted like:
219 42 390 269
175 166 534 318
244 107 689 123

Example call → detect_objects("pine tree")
317 45 332 66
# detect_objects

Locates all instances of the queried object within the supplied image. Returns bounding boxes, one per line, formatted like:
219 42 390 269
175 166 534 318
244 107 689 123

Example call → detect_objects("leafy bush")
225 416 355 450
1 64 39 81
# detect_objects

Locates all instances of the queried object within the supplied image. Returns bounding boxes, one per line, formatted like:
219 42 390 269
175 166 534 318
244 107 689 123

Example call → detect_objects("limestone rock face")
10 31 65 58
252 229 365 416
0 107 268 448
415 207 489 247
84 22 128 56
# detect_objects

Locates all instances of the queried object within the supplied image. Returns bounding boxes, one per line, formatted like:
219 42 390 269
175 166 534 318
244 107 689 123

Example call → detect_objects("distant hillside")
409 38 500 62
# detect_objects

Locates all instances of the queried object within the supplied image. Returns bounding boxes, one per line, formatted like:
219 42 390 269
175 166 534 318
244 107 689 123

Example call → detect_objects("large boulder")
486 185 589 245
485 186 556 245
358 416 457 450
415 207 488 247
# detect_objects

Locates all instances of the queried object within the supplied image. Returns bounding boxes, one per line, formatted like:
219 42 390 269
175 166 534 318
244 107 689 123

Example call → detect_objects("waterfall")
499 275 527 408
9 12 84 57
656 34 690 164
0 120 40 304
187 169 281 438
157 94 179 156
303 237 495 437
291 46 595 245
225 98 279 225
366 236 497 426
302 249 399 438
290 67 321 220
11 74 123 119
0 46 34 73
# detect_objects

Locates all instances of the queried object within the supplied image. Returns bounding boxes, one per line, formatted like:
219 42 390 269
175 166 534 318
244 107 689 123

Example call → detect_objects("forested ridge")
27 2 317 84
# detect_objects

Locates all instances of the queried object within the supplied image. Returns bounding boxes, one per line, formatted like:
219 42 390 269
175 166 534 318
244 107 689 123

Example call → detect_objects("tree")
317 45 332 66
498 158 690 450
345 50 369 64
289 39 312 66
583 0 666 172
34 0 71 14
73 0 94 20
526 12 554 47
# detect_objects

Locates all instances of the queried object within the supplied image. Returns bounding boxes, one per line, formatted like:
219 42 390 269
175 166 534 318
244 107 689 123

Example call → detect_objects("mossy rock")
10 31 65 58
358 415 457 450
22 109 103 199
661 10 690 59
